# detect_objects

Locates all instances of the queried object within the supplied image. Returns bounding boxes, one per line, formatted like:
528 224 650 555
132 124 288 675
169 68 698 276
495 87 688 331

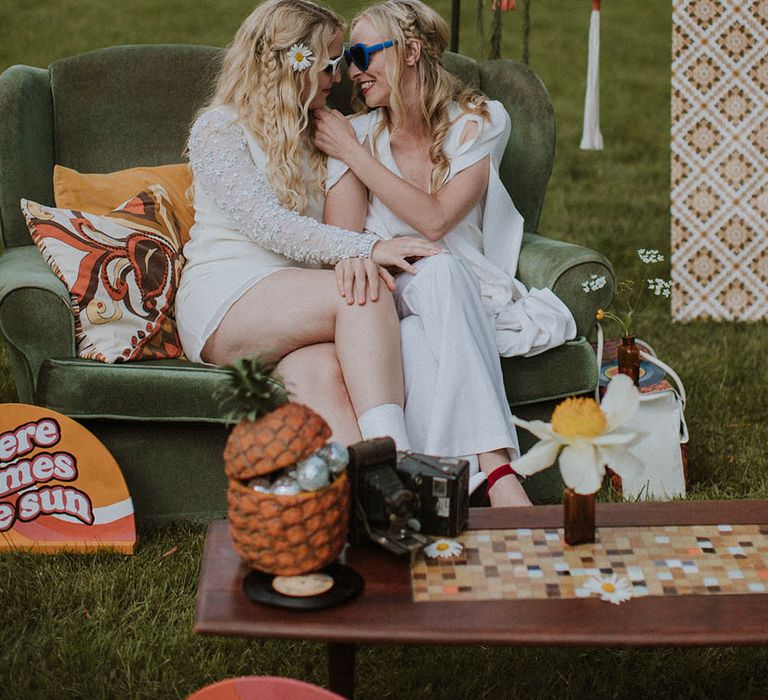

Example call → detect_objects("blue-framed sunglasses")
322 53 346 75
344 40 398 72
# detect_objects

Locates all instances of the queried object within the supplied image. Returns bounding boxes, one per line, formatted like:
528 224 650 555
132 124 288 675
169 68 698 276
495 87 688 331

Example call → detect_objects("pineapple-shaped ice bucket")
219 358 350 576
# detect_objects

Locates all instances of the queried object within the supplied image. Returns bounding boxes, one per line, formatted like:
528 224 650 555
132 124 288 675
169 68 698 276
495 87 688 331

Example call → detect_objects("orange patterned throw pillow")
53 163 195 244
21 185 186 363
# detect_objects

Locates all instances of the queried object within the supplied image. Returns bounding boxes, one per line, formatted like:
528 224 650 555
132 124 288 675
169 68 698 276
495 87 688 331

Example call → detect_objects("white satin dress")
327 101 576 480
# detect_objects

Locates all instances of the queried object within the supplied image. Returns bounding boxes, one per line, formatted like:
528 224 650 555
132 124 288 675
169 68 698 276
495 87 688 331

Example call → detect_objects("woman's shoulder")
449 100 510 135
445 99 511 168
190 105 242 141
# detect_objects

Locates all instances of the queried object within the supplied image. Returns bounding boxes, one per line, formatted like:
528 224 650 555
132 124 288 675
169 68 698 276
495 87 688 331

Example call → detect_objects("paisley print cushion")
21 185 186 363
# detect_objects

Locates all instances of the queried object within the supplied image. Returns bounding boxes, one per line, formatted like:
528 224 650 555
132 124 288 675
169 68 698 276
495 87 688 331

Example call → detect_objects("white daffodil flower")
582 574 634 604
288 43 313 72
510 374 643 495
424 538 463 559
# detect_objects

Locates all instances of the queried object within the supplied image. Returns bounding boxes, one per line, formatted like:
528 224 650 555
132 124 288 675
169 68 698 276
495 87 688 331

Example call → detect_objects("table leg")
327 641 356 698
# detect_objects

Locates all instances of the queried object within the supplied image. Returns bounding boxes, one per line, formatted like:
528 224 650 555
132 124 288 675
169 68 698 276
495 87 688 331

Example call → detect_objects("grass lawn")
1 0 768 697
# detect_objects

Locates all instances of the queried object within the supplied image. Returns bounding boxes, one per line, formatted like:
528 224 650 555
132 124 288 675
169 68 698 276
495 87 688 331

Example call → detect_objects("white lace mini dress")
176 106 378 362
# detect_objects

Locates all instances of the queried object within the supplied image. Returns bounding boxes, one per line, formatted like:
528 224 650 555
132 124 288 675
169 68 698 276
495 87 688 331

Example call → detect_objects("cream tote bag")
596 328 689 500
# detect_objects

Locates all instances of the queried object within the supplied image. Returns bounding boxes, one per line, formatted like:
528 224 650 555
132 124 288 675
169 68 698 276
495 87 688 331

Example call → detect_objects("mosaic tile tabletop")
411 524 768 602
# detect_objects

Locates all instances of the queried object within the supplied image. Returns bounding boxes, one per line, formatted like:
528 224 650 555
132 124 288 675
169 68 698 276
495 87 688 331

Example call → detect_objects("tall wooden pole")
450 0 460 52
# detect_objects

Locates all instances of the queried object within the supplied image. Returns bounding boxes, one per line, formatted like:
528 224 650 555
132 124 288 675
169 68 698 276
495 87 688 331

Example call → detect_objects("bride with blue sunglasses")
314 0 577 505
176 0 438 448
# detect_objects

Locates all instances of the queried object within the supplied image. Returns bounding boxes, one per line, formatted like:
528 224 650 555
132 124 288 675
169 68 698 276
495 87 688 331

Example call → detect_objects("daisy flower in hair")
288 43 313 72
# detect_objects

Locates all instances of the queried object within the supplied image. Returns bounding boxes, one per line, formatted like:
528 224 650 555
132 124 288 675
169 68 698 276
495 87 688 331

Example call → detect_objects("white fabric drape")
580 8 604 150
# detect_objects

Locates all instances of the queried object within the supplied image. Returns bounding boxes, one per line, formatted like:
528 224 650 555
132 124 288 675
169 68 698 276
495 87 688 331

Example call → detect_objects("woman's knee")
401 254 475 294
420 252 474 283
397 253 480 315
336 283 398 321
277 343 346 396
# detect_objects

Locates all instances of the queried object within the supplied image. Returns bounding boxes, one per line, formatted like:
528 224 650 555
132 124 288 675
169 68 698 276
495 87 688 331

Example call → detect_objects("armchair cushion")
36 357 229 422
49 45 223 174
54 163 194 243
501 337 598 407
21 184 185 363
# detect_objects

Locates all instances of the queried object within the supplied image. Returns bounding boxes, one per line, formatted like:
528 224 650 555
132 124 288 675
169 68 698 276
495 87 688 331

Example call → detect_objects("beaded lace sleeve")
188 108 378 264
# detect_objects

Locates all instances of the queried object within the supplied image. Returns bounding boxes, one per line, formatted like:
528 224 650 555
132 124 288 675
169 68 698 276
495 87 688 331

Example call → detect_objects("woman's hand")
335 237 442 304
335 258 396 305
370 236 442 275
313 109 362 161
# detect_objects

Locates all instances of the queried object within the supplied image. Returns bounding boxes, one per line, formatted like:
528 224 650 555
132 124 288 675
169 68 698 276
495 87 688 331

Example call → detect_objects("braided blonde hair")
352 0 489 192
206 0 343 213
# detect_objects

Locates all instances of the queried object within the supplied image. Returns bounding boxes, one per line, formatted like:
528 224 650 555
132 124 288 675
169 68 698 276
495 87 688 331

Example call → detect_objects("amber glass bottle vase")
617 335 641 387
563 487 596 545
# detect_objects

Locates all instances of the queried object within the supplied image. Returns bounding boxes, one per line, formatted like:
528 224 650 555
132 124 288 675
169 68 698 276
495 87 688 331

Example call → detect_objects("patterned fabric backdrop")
671 0 768 320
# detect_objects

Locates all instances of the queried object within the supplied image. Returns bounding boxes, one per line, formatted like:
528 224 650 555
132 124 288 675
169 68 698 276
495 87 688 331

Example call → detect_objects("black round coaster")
242 563 364 610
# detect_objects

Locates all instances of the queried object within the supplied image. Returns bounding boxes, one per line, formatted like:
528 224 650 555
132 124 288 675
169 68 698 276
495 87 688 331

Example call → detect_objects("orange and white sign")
0 404 136 553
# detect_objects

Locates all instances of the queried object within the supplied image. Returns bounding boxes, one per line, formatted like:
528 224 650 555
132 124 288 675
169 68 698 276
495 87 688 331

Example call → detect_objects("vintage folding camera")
347 437 469 556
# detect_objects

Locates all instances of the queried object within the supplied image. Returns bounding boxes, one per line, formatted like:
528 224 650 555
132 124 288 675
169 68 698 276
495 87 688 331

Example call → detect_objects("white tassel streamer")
580 6 604 150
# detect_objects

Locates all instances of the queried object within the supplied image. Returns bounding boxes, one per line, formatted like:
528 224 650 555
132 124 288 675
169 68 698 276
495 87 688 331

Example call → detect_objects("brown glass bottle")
617 335 641 387
563 487 596 545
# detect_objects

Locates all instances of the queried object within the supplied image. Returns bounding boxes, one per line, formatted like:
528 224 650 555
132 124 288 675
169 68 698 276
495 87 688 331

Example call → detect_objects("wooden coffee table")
194 500 768 698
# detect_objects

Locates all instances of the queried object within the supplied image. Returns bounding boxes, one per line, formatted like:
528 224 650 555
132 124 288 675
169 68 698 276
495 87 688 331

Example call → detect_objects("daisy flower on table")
582 573 634 604
423 538 463 559
510 374 643 495
288 43 313 72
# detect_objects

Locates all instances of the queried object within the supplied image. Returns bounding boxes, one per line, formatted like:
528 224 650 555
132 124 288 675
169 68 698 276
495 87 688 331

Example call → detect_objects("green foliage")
214 357 288 424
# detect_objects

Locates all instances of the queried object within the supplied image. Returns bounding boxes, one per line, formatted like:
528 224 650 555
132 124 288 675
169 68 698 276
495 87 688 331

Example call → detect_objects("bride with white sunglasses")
176 0 438 447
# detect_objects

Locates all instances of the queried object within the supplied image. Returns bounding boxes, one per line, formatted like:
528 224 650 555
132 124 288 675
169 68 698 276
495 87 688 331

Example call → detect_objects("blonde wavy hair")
352 0 489 192
206 0 343 213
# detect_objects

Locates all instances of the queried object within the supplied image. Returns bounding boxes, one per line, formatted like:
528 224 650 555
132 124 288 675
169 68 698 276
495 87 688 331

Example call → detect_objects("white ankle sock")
357 403 411 451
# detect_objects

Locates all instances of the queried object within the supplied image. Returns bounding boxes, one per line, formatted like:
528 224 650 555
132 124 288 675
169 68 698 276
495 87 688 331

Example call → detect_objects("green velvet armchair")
0 45 614 522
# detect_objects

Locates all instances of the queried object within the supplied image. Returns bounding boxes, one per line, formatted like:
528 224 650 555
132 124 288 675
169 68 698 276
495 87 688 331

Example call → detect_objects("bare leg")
277 343 362 446
203 268 403 416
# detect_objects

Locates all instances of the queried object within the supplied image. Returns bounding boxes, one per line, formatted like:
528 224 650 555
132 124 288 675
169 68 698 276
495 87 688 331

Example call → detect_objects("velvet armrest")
517 232 615 337
0 246 76 402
